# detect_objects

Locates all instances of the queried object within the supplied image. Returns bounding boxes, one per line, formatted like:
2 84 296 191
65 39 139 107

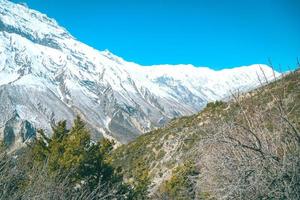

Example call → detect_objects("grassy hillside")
112 69 300 199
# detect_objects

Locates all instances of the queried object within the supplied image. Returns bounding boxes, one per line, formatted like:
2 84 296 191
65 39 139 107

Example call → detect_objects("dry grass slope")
112 69 300 199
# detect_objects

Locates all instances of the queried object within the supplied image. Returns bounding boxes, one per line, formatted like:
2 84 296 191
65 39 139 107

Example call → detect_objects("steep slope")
111 70 300 199
0 0 279 148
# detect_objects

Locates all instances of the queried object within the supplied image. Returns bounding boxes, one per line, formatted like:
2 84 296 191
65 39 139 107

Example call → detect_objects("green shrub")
160 161 198 199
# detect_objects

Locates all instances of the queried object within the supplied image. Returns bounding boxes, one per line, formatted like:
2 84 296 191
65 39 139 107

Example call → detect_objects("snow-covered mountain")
0 0 279 149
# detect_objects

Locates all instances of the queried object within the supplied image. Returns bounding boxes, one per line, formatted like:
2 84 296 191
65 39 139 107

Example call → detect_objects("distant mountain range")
0 0 279 149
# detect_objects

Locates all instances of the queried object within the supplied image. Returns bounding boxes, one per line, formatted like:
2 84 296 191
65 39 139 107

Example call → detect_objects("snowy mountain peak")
0 0 72 43
0 0 280 149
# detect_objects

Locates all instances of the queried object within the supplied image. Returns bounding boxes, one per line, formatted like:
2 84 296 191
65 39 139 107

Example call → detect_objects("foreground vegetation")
0 69 299 199
0 116 134 199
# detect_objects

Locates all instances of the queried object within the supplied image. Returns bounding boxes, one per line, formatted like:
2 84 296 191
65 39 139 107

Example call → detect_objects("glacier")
0 0 280 149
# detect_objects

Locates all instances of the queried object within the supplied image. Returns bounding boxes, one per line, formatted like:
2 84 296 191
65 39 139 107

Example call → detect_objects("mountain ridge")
0 0 279 149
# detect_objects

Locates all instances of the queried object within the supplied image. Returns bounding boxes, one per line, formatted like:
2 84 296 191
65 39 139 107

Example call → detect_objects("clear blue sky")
11 0 300 71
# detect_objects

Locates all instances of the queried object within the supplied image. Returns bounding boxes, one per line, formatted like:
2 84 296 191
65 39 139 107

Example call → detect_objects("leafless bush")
191 73 300 199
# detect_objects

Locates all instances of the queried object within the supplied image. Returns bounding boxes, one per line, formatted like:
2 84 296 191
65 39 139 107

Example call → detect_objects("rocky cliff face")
0 0 279 148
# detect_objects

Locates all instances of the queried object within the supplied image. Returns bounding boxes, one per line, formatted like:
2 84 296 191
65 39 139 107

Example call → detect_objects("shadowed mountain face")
0 0 279 148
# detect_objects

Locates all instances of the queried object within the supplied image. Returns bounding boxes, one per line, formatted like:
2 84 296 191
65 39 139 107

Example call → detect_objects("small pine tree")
48 121 69 171
51 120 68 142
31 129 49 163
28 115 133 198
